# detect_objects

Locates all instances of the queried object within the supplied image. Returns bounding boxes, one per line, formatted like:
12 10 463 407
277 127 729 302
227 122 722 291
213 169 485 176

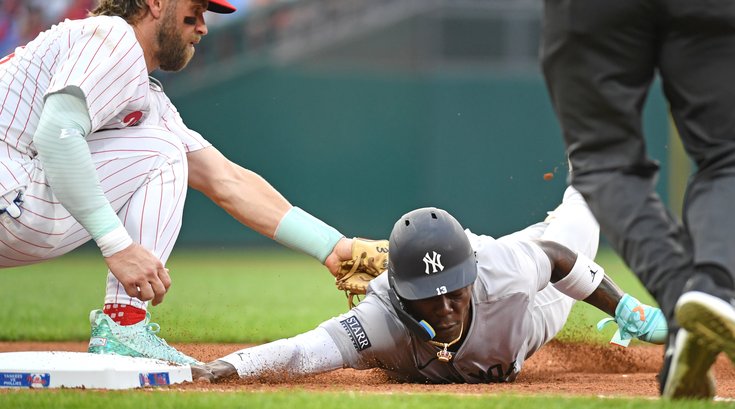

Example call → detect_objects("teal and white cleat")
597 293 668 347
87 309 201 365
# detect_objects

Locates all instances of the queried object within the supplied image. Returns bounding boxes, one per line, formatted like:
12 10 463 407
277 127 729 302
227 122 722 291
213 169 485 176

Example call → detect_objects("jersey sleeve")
46 16 149 132
149 88 212 153
319 274 413 371
469 230 553 298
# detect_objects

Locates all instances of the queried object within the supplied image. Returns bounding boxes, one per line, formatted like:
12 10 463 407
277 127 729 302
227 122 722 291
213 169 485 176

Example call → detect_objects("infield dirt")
1 341 733 398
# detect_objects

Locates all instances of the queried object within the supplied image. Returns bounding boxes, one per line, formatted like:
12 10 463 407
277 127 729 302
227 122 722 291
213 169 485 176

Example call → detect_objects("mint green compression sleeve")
33 91 132 256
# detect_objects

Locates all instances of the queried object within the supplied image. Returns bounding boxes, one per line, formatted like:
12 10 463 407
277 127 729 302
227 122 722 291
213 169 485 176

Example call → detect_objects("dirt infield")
1 341 734 398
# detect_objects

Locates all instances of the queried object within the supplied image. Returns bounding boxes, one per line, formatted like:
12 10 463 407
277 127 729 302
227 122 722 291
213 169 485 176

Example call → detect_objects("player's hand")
323 237 353 277
332 238 389 308
191 360 238 383
104 243 171 306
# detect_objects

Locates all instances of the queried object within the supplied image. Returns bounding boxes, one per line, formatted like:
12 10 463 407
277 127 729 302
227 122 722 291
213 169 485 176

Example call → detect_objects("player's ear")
147 0 164 19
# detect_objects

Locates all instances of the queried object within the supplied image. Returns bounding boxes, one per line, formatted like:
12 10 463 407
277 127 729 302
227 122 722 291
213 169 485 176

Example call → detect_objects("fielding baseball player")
193 187 668 383
0 0 372 365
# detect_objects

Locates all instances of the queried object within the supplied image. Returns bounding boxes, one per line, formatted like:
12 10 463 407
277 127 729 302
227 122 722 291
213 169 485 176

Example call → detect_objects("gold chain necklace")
426 322 464 363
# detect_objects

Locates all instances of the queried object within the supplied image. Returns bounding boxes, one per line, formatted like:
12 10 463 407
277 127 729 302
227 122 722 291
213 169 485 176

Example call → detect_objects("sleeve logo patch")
340 316 372 352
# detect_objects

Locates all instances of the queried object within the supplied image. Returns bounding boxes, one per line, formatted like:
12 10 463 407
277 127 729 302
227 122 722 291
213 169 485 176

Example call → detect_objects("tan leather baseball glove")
335 238 389 309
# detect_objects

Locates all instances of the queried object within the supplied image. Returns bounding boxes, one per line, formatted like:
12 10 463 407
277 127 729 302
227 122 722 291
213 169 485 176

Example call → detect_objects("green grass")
1 390 732 409
0 247 345 342
0 246 652 343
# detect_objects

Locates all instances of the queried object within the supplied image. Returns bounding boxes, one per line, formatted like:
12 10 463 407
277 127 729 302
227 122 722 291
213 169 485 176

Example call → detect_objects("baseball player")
0 0 364 365
193 187 668 383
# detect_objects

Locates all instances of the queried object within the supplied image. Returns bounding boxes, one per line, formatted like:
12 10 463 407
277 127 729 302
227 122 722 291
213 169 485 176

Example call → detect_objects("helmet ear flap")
388 279 435 342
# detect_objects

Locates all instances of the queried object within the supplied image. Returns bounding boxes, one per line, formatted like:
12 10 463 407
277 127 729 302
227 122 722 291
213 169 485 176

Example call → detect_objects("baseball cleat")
87 309 201 365
676 291 735 363
661 274 735 399
659 329 718 399
596 293 667 346
660 329 717 399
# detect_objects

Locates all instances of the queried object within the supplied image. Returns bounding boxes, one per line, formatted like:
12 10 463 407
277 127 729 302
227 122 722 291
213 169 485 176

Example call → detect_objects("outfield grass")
0 246 651 343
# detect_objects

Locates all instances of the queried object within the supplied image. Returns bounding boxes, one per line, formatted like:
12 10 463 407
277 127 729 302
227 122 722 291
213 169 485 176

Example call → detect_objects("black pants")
541 0 735 322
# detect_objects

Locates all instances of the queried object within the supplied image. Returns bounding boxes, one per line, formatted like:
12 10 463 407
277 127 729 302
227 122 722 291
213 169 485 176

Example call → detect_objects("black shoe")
660 274 735 399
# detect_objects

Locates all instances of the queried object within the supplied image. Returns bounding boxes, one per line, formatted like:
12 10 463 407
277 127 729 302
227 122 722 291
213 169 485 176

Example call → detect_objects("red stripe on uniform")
0 161 21 185
160 219 182 258
83 27 111 74
90 134 185 153
139 182 149 244
155 168 163 246
109 30 125 56
90 76 142 123
15 46 56 149
0 224 54 252
159 176 184 243
64 24 99 85
103 170 155 196
23 194 59 205
98 155 157 183
87 41 141 107
18 205 74 222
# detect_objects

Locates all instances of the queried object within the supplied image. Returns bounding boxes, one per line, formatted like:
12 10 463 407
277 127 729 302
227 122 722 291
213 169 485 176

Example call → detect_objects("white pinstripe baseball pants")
0 125 188 309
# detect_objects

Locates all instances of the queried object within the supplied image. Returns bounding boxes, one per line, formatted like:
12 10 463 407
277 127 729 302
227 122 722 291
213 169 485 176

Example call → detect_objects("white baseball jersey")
0 15 150 162
1 74 211 308
321 188 598 383
0 17 212 305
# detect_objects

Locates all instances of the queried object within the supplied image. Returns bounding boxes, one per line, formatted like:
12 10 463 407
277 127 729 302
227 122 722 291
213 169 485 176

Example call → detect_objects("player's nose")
196 14 208 36
434 295 453 314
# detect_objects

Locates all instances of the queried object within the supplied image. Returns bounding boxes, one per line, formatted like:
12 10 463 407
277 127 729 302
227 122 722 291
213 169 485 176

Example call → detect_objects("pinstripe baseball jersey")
0 15 209 268
0 77 210 267
146 78 211 153
0 15 150 161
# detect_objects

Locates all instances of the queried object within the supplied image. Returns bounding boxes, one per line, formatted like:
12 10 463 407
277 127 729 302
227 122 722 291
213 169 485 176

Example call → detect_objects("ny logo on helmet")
423 251 444 274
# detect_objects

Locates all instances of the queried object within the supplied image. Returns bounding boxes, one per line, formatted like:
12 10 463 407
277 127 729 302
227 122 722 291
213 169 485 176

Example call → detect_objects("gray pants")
541 0 735 322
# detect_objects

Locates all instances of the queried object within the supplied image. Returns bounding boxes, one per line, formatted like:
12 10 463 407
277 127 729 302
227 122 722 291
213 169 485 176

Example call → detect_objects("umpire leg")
541 0 692 322
659 1 735 293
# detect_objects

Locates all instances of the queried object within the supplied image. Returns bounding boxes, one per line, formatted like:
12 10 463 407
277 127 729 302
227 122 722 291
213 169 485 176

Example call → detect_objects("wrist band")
552 253 605 300
97 225 134 257
274 207 344 263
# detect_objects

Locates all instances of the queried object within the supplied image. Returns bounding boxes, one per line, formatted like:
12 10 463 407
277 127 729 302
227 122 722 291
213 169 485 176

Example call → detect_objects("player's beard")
155 7 194 72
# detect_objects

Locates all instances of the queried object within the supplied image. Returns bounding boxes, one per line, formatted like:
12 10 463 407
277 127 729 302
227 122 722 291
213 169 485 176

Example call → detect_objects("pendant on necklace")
436 345 453 363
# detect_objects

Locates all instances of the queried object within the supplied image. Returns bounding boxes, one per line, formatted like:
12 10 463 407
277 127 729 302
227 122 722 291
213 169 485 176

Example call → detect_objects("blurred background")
1 0 685 248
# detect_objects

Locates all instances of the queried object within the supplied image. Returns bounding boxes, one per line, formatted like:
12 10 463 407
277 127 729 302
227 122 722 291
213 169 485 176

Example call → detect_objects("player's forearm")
537 239 606 301
190 153 344 263
187 148 290 236
218 173 345 263
33 92 131 256
208 164 291 237
581 275 624 316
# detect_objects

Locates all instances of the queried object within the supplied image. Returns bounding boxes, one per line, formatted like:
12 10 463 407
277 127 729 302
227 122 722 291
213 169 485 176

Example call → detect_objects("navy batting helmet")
387 207 477 340
388 207 477 300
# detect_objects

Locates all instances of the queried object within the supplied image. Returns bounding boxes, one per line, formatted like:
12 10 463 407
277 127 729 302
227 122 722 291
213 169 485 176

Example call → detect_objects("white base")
0 351 192 389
